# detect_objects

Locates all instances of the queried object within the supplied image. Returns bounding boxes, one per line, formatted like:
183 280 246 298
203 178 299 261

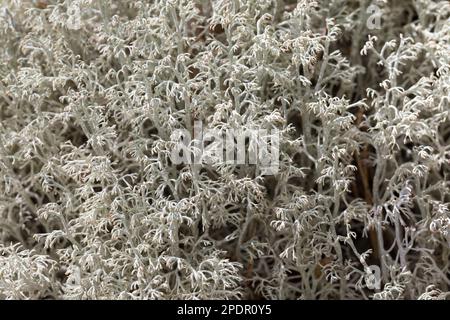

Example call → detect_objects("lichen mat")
0 0 448 300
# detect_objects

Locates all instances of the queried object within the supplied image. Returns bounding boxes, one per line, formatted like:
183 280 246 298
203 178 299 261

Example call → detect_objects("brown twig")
354 107 379 261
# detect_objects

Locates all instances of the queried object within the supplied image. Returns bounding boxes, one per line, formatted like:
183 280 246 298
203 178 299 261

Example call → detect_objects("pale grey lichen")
0 0 449 300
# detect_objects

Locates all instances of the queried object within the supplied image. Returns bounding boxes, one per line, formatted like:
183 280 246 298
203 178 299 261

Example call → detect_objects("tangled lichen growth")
0 0 449 300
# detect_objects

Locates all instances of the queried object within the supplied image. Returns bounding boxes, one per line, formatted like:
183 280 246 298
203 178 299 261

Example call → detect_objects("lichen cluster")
0 0 449 299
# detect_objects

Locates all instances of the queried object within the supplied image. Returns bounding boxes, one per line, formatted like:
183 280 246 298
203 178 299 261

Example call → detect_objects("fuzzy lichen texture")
0 0 449 300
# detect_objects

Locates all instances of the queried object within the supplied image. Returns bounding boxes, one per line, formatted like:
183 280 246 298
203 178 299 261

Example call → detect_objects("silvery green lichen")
0 0 449 300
